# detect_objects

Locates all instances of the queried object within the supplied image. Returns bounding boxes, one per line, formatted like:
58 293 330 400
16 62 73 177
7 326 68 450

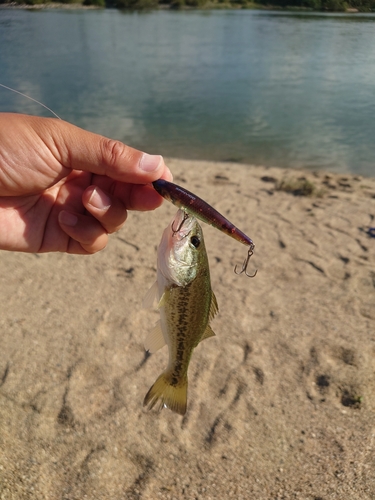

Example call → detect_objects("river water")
1 8 375 176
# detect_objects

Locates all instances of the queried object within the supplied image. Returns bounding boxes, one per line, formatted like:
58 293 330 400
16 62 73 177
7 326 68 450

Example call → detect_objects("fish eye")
190 235 200 248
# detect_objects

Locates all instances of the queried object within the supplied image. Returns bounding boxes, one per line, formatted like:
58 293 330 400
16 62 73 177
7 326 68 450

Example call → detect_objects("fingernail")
59 211 78 227
88 187 111 210
139 153 163 172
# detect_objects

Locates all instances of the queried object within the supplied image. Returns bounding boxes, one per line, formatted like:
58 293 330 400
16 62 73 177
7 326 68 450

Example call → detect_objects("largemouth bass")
143 209 218 415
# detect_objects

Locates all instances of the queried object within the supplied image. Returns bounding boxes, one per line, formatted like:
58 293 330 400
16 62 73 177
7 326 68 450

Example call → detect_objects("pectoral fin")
157 289 170 308
142 281 159 309
143 281 171 310
144 320 166 353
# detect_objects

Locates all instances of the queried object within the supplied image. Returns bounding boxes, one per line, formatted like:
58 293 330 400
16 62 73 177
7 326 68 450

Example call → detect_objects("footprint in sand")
304 344 366 411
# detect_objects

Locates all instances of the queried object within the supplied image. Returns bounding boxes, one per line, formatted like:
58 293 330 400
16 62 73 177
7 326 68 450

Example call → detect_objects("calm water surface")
1 9 375 176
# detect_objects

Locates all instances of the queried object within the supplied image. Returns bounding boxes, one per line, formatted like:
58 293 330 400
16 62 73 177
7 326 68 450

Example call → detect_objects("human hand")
0 113 172 254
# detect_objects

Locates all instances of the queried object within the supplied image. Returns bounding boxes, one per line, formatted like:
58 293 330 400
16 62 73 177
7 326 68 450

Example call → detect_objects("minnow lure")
152 179 256 277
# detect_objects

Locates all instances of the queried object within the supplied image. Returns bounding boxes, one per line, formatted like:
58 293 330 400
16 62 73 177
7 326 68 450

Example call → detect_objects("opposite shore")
0 1 367 13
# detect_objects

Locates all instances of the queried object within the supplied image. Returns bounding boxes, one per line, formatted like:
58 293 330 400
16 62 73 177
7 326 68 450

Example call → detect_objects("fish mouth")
171 209 194 240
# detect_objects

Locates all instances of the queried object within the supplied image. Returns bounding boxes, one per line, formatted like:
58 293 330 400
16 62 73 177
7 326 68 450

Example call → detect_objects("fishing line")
0 83 62 120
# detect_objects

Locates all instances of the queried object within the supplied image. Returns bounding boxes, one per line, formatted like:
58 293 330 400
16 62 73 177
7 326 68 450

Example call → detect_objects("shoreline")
0 1 362 12
166 156 375 180
0 2 102 8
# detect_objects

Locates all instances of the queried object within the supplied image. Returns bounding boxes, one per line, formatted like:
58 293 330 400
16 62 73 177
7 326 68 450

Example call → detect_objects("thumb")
43 117 172 183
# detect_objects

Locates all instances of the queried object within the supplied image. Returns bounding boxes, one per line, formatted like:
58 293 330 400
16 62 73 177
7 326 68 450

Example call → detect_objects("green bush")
349 0 375 9
322 0 347 9
302 0 321 7
116 0 158 7
170 0 185 7
83 0 105 5
24 0 46 5
185 0 207 6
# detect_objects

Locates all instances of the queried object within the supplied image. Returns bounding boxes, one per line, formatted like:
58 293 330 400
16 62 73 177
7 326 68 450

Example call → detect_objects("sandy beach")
0 158 374 499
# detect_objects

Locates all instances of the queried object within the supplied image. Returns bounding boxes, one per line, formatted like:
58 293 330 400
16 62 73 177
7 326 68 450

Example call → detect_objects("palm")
0 171 92 252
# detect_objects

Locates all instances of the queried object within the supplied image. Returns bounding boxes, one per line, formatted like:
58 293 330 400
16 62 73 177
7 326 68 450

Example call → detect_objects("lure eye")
190 235 200 248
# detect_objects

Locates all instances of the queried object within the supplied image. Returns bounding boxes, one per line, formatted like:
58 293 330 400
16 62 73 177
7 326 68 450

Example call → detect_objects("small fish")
143 209 218 415
152 179 254 247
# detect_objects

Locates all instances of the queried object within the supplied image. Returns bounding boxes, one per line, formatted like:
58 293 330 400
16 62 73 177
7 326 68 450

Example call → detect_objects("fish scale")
165 279 211 382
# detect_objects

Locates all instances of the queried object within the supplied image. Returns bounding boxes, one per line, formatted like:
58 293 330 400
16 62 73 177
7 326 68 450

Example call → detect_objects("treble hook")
234 244 257 278
171 211 190 236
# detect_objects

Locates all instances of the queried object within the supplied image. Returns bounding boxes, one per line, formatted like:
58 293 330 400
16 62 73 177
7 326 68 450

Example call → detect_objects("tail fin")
143 371 187 416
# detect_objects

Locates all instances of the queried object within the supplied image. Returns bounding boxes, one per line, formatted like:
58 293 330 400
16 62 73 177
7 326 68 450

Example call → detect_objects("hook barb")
234 244 257 278
171 211 189 236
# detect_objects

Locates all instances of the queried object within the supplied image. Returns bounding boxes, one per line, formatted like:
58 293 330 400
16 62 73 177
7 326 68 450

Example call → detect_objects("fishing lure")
153 179 256 277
